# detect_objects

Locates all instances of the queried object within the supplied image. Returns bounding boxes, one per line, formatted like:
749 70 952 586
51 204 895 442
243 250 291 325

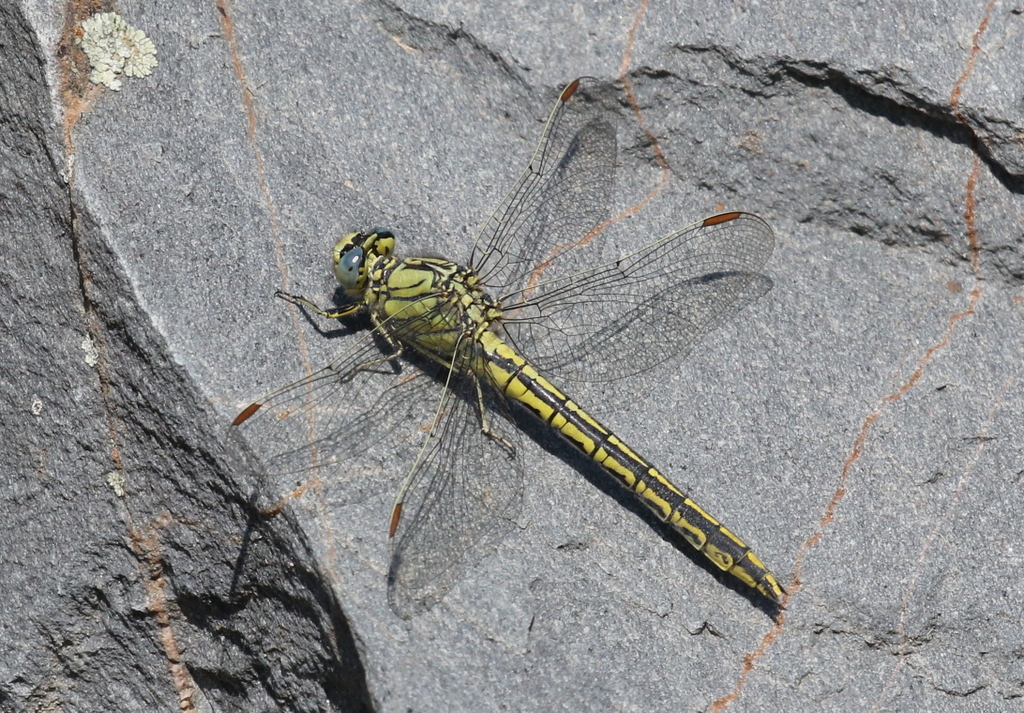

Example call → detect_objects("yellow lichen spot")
77 12 157 91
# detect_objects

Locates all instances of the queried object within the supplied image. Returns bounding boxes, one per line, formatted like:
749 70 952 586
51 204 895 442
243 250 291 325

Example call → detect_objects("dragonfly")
232 77 783 617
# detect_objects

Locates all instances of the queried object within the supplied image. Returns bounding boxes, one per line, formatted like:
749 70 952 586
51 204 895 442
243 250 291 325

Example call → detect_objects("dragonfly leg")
334 344 405 380
276 289 362 320
475 378 516 458
331 320 404 380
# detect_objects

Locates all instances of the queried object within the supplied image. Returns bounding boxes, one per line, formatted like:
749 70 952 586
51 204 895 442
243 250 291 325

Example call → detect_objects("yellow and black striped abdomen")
479 330 784 603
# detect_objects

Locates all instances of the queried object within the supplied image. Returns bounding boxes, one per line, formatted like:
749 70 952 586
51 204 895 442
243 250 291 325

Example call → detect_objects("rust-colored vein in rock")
712 1 996 709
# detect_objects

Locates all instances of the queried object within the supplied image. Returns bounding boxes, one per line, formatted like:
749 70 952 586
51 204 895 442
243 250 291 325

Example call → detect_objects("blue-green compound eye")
335 246 364 289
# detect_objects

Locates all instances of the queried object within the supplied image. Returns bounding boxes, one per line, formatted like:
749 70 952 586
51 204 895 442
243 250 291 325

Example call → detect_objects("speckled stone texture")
2 1 1022 711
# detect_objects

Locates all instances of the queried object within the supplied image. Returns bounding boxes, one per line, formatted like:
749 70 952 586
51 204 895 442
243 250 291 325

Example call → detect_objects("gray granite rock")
2 0 1022 711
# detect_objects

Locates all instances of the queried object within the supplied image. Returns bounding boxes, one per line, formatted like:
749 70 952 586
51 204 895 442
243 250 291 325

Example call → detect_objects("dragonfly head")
332 228 396 295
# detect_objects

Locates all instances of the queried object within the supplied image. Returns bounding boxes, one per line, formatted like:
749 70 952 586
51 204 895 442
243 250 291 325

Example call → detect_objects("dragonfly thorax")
363 254 504 370
374 258 501 326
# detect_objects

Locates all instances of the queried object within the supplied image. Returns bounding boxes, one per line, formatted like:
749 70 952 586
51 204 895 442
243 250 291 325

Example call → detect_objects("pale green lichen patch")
77 12 158 91
80 335 99 366
107 471 126 498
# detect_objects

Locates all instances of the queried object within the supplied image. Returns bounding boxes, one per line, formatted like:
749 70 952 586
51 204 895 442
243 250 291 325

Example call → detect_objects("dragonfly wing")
500 212 775 384
386 362 524 619
230 322 442 511
469 77 617 296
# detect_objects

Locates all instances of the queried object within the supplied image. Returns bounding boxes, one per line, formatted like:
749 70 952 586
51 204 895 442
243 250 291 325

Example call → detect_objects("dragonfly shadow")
509 404 782 619
209 433 374 709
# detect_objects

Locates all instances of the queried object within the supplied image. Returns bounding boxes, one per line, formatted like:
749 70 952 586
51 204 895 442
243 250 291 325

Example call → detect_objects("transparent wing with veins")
469 77 617 298
233 302 523 619
499 212 775 385
386 346 523 619
230 321 437 512
469 78 775 386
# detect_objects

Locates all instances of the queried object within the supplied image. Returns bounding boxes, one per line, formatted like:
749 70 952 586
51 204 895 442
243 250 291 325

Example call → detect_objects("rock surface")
2 0 1022 711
